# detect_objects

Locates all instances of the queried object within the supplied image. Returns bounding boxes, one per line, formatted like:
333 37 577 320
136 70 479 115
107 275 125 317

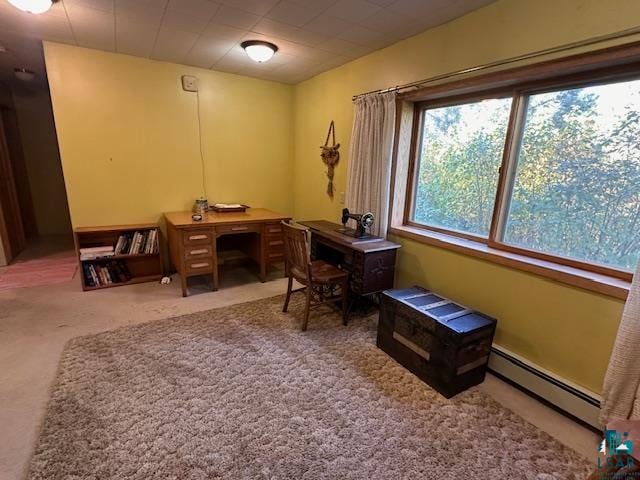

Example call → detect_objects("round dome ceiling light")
240 40 278 63
14 68 36 81
8 0 57 14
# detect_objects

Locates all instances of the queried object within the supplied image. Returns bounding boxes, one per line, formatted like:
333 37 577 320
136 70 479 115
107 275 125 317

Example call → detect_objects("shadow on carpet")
27 295 592 479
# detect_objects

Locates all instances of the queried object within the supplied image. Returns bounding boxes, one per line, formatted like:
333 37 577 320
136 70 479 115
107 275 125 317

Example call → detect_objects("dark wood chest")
377 286 497 398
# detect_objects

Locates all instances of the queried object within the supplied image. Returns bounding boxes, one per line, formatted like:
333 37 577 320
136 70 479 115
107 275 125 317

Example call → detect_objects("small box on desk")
377 286 497 398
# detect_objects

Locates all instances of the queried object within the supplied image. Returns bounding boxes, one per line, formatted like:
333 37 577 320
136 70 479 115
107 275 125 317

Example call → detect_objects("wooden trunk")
377 286 497 398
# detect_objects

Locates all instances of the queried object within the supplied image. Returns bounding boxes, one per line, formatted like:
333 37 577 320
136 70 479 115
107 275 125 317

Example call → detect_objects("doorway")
0 47 73 269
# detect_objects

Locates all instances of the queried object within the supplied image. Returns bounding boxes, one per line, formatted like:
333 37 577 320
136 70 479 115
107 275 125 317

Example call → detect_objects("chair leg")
341 278 349 326
283 276 293 312
302 285 311 331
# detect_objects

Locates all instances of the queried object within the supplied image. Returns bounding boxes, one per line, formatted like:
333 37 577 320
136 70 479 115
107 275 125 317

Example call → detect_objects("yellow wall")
292 0 640 393
43 42 294 228
13 90 72 236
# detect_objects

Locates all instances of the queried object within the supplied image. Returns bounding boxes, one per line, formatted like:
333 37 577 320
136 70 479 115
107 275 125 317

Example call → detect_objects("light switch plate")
181 75 198 92
339 192 345 204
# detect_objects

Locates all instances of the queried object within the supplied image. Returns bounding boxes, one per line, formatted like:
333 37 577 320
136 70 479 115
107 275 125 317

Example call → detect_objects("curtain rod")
351 26 640 101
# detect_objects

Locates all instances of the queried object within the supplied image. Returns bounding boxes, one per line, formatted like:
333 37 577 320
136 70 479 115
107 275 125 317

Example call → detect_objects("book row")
82 261 131 287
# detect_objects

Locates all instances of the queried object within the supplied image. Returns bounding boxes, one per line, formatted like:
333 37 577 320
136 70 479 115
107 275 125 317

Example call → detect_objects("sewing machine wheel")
361 212 374 229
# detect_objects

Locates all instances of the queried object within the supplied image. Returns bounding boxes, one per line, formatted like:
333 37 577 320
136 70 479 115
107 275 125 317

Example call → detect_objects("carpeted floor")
27 295 592 479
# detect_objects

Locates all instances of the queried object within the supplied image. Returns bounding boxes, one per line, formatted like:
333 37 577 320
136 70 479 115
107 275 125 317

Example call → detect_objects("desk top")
165 208 290 227
300 220 401 253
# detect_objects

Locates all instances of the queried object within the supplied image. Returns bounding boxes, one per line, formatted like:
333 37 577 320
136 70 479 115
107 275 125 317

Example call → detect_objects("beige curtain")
599 262 640 426
345 92 396 238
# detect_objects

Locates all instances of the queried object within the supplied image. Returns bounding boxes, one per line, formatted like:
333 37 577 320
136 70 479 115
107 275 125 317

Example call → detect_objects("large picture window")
406 69 640 277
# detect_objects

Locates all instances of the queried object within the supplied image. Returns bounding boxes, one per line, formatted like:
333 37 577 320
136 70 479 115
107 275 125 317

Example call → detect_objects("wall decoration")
320 120 340 198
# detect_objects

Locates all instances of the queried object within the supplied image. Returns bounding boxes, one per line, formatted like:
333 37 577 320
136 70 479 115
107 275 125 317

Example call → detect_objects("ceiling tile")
355 7 407 32
167 0 219 17
387 0 449 17
252 18 299 39
302 13 350 36
219 0 279 16
115 0 166 21
288 0 338 9
151 26 198 63
161 9 212 33
336 25 383 46
201 22 246 41
366 0 395 5
316 37 369 57
316 53 352 70
67 5 115 50
252 18 328 47
183 37 234 68
211 5 260 29
211 47 252 73
116 16 157 57
282 28 328 47
64 0 114 14
324 0 381 22
265 0 326 27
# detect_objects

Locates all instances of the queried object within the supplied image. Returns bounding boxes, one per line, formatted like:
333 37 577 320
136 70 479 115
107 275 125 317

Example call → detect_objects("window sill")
388 225 630 300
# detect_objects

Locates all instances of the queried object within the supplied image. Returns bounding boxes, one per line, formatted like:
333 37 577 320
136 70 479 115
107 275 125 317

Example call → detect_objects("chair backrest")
281 221 311 282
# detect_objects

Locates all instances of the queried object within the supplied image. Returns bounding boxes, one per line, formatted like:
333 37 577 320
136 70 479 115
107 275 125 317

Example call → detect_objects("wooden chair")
281 221 349 331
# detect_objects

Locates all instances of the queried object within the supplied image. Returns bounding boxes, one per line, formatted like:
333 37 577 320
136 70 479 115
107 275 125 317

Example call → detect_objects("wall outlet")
181 75 198 92
339 192 345 204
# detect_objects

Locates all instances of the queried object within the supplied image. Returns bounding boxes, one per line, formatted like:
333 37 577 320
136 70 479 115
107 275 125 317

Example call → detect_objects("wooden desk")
300 220 401 296
165 209 291 296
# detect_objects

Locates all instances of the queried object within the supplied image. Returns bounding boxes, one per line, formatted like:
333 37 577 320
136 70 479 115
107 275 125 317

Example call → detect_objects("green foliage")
413 81 640 270
414 99 510 236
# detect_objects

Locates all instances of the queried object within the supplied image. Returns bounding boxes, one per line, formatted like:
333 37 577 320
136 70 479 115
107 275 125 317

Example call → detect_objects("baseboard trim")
488 345 602 430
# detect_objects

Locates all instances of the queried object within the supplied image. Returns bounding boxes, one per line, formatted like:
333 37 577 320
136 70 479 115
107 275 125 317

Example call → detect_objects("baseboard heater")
488 345 601 430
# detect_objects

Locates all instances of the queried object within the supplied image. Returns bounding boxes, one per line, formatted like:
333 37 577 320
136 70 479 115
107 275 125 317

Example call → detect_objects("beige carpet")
27 295 591 479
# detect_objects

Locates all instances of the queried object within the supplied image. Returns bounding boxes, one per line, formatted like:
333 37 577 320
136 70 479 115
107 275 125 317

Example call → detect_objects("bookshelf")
74 223 163 292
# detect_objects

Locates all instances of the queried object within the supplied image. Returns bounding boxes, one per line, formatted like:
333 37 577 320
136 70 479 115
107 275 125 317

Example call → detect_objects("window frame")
402 52 640 284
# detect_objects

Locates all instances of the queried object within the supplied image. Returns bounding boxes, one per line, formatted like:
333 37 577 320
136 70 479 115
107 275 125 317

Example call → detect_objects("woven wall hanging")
320 120 340 198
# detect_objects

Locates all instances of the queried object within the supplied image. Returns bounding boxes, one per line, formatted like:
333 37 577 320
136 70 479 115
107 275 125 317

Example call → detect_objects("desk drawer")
183 230 213 245
216 223 260 235
264 223 284 235
184 245 213 260
265 236 284 249
185 258 214 274
266 251 285 263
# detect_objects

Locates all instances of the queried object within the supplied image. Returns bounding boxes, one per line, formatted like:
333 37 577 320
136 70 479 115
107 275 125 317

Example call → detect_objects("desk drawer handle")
231 226 249 231
269 252 284 258
188 234 208 241
189 248 209 255
190 262 210 269
268 240 283 246
268 228 281 233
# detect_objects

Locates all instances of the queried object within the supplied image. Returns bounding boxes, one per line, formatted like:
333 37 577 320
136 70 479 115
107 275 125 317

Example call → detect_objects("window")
411 97 512 238
503 80 640 270
405 65 640 277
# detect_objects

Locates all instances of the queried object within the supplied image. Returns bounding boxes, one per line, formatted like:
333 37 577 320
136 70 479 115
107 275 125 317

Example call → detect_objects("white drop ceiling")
0 0 496 86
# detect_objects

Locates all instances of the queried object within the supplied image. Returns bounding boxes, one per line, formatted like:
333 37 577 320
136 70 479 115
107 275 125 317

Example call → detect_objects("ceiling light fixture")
240 40 278 63
14 68 36 81
8 0 57 14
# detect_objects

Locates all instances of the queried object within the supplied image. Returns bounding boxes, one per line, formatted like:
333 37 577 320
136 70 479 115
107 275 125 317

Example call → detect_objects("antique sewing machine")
337 208 375 239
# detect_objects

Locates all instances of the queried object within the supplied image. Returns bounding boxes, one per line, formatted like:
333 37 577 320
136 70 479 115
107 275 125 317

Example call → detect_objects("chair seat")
310 260 348 283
